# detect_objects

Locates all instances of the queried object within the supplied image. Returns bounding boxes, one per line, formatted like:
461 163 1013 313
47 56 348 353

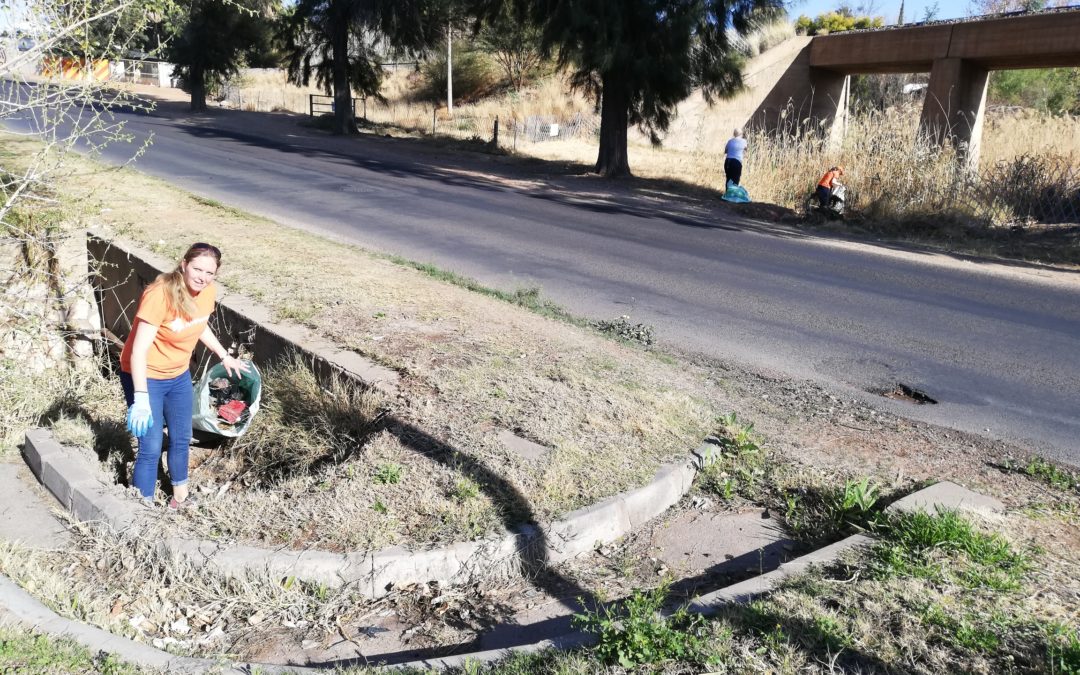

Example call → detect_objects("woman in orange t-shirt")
816 166 844 208
119 243 248 508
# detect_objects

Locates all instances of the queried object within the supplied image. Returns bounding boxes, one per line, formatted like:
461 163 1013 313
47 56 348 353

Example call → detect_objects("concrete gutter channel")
3 445 1003 672
1 232 1008 670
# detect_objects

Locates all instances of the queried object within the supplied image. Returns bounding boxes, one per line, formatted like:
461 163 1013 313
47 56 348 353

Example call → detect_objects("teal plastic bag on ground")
192 360 261 437
722 180 751 203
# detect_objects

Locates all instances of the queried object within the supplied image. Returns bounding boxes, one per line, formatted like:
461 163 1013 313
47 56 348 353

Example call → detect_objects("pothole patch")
882 383 937 405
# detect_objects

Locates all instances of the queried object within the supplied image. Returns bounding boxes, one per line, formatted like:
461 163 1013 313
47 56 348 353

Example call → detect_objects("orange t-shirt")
120 281 217 379
818 170 842 189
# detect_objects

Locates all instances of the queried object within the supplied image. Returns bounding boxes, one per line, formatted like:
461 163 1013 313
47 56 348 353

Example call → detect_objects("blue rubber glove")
126 391 153 438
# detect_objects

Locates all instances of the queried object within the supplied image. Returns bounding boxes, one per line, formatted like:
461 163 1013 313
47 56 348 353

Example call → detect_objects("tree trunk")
595 72 631 178
190 63 207 112
331 18 356 135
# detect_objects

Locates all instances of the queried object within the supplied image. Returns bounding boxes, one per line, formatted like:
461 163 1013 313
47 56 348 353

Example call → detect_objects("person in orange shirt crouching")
119 243 249 509
816 165 844 208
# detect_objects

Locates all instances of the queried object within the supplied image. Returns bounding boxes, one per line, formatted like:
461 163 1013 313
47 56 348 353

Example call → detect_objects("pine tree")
282 0 442 135
168 0 278 112
500 0 782 177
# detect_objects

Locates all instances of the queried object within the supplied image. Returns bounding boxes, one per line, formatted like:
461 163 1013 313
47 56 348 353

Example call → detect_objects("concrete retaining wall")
87 233 398 396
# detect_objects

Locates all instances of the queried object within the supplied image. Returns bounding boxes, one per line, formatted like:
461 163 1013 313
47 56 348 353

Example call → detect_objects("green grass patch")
1001 455 1080 493
381 255 584 327
922 603 1003 652
1044 622 1080 674
872 509 1030 590
0 626 143 674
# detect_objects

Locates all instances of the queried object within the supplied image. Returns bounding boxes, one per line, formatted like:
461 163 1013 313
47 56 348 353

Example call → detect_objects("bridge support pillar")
812 69 850 151
748 40 851 148
919 58 989 169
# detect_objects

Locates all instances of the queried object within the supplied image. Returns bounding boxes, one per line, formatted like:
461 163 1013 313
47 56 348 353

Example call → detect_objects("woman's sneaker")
168 494 199 511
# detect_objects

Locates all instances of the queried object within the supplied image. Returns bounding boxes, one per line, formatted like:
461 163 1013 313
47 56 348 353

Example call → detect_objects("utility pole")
446 21 453 115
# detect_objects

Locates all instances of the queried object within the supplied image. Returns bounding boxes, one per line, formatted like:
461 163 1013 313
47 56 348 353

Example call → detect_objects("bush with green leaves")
572 582 712 669
794 11 884 35
990 67 1080 115
419 45 498 105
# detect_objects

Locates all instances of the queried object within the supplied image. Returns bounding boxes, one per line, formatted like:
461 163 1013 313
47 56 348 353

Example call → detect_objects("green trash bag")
192 360 261 437
721 180 751 203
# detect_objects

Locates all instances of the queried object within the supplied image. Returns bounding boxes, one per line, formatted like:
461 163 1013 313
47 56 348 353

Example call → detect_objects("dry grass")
0 519 382 659
220 68 326 114
0 354 127 461
215 353 387 482
983 109 1080 166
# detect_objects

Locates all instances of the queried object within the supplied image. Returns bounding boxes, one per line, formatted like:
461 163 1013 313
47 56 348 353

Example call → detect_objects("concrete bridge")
667 8 1080 165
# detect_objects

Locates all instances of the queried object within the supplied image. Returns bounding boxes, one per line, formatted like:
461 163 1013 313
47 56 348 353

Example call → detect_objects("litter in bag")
192 361 261 437
721 180 751 203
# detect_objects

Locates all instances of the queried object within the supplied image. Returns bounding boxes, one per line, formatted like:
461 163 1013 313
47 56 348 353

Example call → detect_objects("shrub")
419 45 498 105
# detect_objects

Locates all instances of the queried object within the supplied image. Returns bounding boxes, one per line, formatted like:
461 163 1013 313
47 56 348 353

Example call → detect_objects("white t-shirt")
725 137 747 162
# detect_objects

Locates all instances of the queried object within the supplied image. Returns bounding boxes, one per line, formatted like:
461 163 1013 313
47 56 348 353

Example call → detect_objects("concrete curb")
2 471 1005 672
23 428 721 599
0 575 313 674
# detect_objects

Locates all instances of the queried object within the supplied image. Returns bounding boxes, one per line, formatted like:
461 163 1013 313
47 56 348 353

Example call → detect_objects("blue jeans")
816 185 832 207
121 370 193 499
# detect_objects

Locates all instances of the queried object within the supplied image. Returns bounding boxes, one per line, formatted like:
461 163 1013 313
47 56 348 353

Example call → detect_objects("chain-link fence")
359 98 599 150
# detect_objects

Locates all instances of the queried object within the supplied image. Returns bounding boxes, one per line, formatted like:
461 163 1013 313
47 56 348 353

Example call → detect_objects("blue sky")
787 0 976 22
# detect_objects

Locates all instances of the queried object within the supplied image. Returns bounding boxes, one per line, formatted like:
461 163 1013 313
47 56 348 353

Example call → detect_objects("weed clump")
573 581 712 669
221 354 386 483
592 315 655 346
696 412 768 502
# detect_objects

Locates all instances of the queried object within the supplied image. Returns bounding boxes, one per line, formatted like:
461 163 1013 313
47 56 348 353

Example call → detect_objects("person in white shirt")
724 128 747 186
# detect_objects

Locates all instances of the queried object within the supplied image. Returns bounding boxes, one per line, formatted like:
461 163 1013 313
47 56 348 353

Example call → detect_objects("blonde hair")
157 243 221 320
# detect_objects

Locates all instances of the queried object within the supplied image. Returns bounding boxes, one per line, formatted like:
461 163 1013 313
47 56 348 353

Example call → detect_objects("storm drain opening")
883 383 937 405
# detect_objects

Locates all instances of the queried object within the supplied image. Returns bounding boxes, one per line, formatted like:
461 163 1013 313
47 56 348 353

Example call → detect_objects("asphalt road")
7 94 1079 460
